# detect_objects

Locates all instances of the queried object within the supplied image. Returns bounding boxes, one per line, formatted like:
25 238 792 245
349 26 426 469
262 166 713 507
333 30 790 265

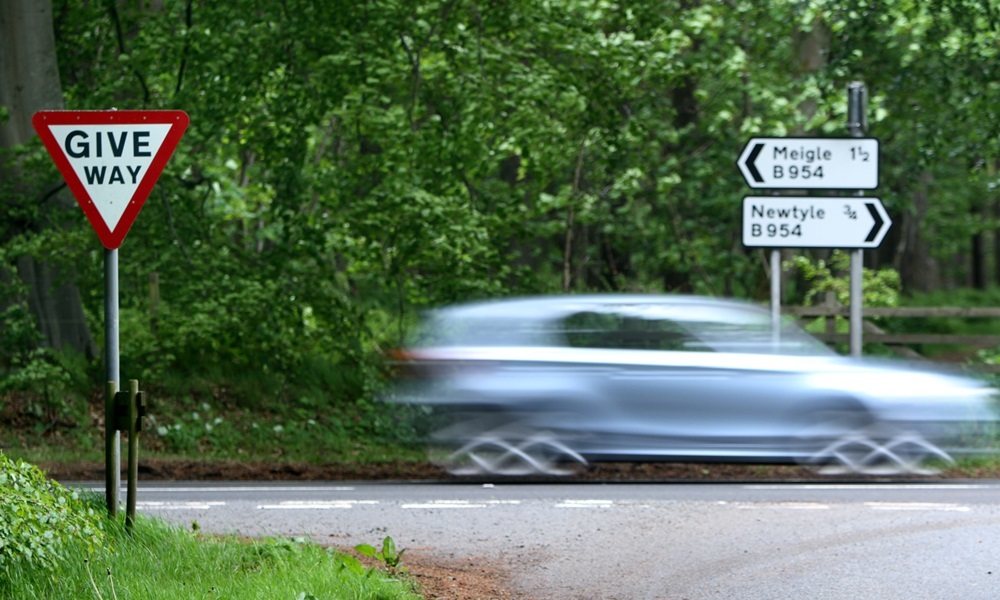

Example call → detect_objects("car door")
561 305 806 456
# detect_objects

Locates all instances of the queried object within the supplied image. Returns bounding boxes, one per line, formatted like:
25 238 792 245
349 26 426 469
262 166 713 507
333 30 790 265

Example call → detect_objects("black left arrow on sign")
744 142 765 183
864 202 884 242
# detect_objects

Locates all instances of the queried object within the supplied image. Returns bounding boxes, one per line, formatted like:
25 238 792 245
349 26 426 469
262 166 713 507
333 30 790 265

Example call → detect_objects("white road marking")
143 486 357 492
257 500 379 510
555 499 614 508
736 502 830 510
137 501 226 510
864 502 971 512
402 500 488 509
744 484 991 490
732 501 971 512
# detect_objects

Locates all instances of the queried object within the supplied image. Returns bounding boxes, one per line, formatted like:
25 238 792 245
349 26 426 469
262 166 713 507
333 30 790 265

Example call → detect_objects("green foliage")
902 287 1000 310
128 359 430 464
4 0 1000 446
1 349 91 430
2 486 421 599
786 251 901 307
0 298 39 366
0 454 107 574
355 536 407 575
785 251 903 354
888 288 1000 360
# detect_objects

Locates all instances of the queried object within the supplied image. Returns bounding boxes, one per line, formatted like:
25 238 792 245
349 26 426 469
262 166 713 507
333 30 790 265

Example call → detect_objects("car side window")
414 315 553 347
560 311 709 351
561 312 618 348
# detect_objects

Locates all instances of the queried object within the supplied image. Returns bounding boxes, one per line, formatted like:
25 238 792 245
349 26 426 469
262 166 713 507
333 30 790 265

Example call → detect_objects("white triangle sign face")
32 110 189 249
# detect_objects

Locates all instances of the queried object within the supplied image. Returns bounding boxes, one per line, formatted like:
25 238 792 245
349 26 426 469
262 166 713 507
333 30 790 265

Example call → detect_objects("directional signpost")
737 85 884 356
742 196 891 249
33 110 188 520
737 137 879 190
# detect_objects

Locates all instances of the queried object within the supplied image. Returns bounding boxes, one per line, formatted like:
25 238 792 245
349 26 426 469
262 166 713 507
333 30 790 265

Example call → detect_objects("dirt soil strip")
39 457 997 483
347 549 524 600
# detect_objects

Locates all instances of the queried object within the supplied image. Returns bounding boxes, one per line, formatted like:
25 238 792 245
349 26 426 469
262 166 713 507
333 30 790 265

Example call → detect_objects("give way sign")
32 110 189 249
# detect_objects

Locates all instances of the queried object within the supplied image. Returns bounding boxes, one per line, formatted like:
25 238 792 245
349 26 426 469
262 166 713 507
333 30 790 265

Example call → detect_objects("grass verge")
1 454 423 600
9 526 421 600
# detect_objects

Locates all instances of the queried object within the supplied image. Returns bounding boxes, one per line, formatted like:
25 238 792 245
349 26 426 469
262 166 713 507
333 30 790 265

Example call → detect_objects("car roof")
428 294 766 321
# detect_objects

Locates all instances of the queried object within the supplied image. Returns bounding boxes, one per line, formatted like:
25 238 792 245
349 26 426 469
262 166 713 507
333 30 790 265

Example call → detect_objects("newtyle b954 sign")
742 196 891 249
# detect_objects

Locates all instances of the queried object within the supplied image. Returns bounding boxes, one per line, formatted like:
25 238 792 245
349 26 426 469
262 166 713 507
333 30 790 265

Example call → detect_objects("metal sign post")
32 110 188 517
105 249 120 516
848 82 868 357
770 249 781 347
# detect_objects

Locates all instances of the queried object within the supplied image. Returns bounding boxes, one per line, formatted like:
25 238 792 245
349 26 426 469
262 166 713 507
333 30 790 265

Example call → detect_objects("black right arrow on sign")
864 202 883 242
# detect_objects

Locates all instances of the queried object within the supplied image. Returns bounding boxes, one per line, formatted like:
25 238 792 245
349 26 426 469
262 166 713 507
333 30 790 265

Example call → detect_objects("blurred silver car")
388 295 998 476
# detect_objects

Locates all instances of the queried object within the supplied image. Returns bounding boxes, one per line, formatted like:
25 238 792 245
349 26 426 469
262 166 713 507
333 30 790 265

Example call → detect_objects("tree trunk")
971 226 986 290
894 172 941 292
992 161 1000 287
0 0 98 358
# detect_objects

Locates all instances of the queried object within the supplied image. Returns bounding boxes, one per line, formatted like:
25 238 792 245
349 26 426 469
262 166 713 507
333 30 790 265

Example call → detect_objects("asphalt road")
77 481 1000 599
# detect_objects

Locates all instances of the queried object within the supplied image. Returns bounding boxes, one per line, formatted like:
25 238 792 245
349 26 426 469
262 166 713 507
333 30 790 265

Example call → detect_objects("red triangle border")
32 110 189 249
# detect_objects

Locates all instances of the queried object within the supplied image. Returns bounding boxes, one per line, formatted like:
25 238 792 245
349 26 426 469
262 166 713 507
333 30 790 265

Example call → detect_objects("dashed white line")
555 499 614 508
736 502 830 510
257 500 379 510
129 493 981 513
137 501 226 510
89 486 357 493
744 484 991 490
864 502 970 512
402 500 488 509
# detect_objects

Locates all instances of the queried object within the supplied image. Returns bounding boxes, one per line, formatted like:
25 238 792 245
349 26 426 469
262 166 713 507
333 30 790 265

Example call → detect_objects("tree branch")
105 0 150 105
159 187 193 265
173 0 193 98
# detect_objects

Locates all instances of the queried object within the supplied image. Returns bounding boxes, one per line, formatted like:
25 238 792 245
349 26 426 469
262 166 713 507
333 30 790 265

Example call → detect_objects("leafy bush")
355 536 407 575
0 454 108 573
0 349 92 432
0 297 40 368
896 287 1000 337
785 251 901 308
124 275 304 378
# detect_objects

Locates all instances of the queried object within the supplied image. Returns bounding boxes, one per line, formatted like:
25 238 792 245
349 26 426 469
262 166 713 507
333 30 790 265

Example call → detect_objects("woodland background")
1 1 999 421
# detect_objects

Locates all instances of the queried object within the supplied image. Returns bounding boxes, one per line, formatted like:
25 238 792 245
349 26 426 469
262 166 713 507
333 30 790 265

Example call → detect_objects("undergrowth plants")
2 352 431 466
355 536 408 576
0 453 108 574
0 454 424 599
138 386 429 464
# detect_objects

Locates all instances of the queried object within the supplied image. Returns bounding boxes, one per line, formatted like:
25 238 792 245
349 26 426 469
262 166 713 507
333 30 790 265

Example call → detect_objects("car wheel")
437 428 588 477
798 414 954 476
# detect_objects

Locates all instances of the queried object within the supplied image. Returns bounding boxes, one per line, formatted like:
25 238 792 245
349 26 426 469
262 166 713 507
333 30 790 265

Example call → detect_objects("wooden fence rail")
781 306 1000 350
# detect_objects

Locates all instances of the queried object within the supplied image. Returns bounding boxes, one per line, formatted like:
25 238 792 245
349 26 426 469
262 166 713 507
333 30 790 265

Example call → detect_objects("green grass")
2 501 421 600
1 454 424 599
